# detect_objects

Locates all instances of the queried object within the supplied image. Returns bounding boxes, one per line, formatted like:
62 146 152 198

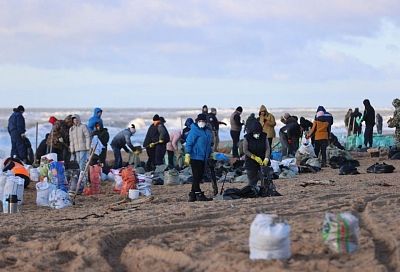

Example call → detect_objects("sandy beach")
0 149 399 272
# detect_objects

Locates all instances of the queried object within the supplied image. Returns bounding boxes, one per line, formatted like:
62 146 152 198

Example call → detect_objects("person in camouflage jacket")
388 98 400 147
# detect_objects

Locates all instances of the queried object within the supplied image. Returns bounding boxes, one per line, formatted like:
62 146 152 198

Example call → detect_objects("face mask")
253 133 260 139
198 122 206 128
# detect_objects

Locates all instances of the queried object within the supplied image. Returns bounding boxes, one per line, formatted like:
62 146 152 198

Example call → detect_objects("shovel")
213 171 228 200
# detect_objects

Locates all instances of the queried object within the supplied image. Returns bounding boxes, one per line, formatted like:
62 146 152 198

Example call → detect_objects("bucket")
128 189 140 200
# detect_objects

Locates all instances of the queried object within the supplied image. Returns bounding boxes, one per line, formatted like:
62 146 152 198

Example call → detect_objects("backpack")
366 163 395 174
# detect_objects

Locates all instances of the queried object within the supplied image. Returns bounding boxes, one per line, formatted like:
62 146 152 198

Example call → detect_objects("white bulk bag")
249 214 291 260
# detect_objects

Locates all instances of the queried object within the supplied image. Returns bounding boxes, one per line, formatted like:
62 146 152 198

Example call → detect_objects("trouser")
190 159 205 192
314 139 328 165
213 130 220 152
247 167 260 186
279 132 289 157
230 130 240 158
364 125 374 148
288 138 299 156
268 138 273 155
167 150 174 168
62 147 71 163
73 150 88 171
155 144 166 165
10 133 26 161
377 126 382 135
112 146 122 169
146 147 156 171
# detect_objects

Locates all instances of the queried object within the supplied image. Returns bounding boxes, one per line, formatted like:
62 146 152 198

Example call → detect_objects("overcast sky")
0 0 399 108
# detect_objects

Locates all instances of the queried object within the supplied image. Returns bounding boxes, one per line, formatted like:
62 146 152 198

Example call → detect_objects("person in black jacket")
181 118 194 144
279 114 301 157
143 114 161 171
230 106 244 158
91 122 110 165
243 119 270 187
35 134 49 163
361 99 375 148
7 105 27 162
208 108 227 152
350 108 362 136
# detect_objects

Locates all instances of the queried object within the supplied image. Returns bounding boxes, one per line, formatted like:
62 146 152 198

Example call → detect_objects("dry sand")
0 152 399 272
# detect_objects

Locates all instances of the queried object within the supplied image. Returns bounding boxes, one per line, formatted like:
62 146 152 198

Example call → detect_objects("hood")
72 114 81 124
93 107 102 116
316 106 326 113
246 118 262 134
363 99 371 107
185 118 194 127
392 98 400 108
259 105 268 114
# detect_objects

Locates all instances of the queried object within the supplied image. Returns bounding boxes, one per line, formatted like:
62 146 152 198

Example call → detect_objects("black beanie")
153 114 160 121
196 113 207 122
17 105 25 112
236 106 243 113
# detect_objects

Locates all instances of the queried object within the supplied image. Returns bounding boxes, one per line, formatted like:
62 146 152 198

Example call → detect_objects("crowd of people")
5 98 400 201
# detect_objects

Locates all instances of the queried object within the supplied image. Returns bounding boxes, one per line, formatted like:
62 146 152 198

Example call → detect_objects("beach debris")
322 212 359 254
299 180 335 187
249 214 291 260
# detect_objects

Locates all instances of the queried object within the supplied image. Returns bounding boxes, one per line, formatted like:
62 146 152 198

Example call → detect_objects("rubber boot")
188 191 196 202
195 191 212 201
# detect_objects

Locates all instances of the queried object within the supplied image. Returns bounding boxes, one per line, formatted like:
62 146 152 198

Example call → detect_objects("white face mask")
253 133 260 139
198 121 206 128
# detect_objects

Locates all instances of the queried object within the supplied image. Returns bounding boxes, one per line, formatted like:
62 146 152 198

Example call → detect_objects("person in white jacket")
69 114 91 170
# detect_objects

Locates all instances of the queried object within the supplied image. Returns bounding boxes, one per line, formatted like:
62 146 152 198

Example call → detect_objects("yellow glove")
184 154 191 166
149 142 156 148
262 158 269 166
158 139 164 144
251 154 263 165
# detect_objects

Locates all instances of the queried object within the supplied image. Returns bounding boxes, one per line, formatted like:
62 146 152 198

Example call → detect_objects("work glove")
184 154 191 166
262 158 269 166
210 152 216 160
356 116 363 126
250 154 263 165
21 133 26 138
158 139 164 144
133 150 141 155
59 137 64 143
149 142 156 148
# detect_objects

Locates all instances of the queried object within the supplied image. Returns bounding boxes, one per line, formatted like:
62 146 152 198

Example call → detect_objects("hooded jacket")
69 115 91 152
8 108 26 135
185 123 213 161
280 116 301 140
243 120 270 170
315 106 333 125
87 107 103 132
181 118 194 144
362 99 375 126
257 105 276 138
47 121 64 150
111 128 135 151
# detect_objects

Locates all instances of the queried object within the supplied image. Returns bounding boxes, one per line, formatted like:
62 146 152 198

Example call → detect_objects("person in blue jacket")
184 114 213 202
87 107 103 132
7 105 27 162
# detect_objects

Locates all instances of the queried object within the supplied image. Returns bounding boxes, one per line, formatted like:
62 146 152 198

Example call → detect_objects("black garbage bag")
366 162 395 174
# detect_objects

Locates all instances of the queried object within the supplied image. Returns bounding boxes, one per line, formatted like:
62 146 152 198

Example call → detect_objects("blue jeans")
72 151 88 171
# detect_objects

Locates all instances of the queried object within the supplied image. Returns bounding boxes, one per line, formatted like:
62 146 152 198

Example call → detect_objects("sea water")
0 107 395 157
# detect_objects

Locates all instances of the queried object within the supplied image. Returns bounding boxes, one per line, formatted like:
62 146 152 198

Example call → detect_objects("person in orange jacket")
306 111 330 167
2 157 30 188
